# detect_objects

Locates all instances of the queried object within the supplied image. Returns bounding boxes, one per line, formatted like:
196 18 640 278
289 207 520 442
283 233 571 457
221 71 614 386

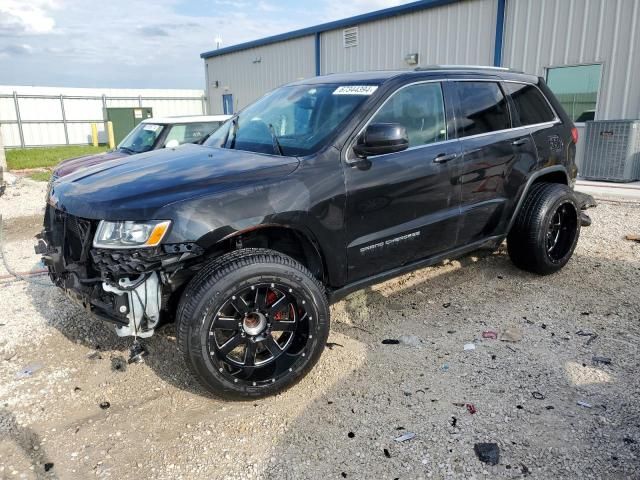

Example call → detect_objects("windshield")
118 123 165 154
204 84 377 156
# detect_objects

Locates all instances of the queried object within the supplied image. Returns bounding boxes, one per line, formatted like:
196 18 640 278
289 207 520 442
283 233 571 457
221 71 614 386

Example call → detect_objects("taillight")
571 127 579 144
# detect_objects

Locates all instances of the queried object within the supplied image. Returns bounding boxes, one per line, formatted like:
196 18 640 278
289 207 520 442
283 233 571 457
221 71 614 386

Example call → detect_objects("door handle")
433 152 458 163
512 137 529 146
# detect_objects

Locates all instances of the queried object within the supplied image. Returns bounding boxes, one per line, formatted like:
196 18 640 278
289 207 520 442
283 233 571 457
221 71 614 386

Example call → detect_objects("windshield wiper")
268 123 284 156
119 146 135 154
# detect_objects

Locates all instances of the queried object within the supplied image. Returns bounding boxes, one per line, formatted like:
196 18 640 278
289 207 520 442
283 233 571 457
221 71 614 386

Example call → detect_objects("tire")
176 248 329 399
507 182 581 275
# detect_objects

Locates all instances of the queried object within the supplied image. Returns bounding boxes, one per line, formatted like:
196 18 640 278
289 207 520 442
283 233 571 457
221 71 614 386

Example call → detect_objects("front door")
344 81 462 282
222 94 234 115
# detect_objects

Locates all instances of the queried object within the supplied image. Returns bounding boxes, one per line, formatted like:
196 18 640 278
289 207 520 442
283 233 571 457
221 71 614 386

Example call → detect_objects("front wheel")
507 183 581 275
176 249 329 399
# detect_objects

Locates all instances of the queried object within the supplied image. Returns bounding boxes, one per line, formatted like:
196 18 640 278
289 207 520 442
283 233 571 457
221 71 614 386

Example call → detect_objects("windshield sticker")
143 124 160 132
333 85 378 96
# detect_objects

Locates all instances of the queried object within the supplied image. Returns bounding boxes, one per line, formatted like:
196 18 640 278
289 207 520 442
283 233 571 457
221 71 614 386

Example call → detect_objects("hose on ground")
0 214 54 287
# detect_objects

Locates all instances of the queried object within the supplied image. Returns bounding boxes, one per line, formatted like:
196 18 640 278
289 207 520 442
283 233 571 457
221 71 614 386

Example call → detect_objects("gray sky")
0 0 412 89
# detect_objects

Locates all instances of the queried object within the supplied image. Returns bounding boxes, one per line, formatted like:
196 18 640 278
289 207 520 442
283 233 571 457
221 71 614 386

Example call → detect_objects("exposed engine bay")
35 206 203 338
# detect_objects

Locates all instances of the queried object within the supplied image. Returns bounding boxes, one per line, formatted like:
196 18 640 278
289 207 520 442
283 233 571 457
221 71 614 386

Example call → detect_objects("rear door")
344 80 462 282
452 80 538 246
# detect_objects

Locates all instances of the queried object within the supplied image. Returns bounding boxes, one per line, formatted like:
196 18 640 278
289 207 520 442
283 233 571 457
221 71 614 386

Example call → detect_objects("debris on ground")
394 432 416 443
128 340 147 364
383 448 391 458
466 403 477 414
592 356 612 365
482 330 498 339
381 339 400 345
577 401 593 408
15 363 42 379
111 356 127 372
44 462 54 472
531 392 545 400
99 401 111 410
500 327 523 343
624 233 640 242
398 334 421 347
464 343 476 351
474 443 500 465
86 350 102 360
325 342 344 350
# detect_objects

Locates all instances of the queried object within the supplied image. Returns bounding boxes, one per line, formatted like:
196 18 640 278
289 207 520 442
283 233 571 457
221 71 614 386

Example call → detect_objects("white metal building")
202 0 640 129
0 86 206 148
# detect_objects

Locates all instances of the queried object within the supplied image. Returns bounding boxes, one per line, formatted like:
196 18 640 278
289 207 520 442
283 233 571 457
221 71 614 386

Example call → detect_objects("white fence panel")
0 85 206 148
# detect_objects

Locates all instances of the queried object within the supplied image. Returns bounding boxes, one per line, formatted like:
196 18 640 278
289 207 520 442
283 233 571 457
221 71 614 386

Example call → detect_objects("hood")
53 150 130 178
49 143 300 220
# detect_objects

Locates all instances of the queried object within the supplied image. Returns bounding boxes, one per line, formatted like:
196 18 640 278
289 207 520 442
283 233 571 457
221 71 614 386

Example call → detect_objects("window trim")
346 78 561 162
543 62 604 125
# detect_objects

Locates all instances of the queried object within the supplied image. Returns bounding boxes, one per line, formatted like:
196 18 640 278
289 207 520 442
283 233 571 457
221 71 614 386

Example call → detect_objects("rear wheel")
507 183 580 275
176 248 329 399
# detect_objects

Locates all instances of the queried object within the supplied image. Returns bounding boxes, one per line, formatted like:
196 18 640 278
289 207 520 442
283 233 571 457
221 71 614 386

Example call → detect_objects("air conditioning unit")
581 120 640 182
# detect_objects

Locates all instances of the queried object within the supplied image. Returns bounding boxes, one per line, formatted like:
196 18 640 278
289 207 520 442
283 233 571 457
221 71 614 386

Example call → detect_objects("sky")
0 0 414 90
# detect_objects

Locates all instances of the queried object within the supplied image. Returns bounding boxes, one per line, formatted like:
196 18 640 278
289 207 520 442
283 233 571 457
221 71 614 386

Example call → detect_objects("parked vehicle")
38 67 593 399
51 115 231 179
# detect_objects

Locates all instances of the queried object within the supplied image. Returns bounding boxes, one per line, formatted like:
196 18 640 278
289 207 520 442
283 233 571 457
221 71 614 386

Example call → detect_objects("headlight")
93 220 171 249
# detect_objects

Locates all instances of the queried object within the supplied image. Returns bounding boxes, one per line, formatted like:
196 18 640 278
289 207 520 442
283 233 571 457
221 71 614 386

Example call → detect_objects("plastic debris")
325 342 344 350
577 401 592 408
466 403 477 414
531 391 545 400
86 350 102 360
500 327 523 343
625 233 640 242
381 339 400 345
398 334 421 347
44 463 54 472
441 363 449 372
394 432 416 443
128 340 147 364
464 343 476 351
482 331 498 339
592 356 612 365
383 448 391 458
474 443 500 465
347 431 355 438
442 302 451 308
99 401 111 410
15 363 42 379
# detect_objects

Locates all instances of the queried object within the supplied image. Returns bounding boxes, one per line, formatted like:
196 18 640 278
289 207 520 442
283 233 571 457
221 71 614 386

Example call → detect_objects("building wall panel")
205 35 315 114
320 0 497 74
502 0 640 120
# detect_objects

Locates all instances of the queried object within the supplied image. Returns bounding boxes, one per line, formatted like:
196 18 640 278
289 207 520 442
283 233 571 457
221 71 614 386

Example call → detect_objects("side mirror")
352 123 409 158
165 139 180 149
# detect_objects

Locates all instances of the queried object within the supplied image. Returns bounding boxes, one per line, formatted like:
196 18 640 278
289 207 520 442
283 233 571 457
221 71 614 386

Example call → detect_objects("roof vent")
343 27 358 48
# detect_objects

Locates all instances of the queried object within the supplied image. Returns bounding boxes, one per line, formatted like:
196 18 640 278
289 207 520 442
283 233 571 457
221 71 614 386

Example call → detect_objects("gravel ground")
0 179 639 480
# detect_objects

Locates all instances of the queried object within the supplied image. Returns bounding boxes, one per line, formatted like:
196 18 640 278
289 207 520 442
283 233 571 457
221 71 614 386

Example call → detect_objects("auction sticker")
333 85 378 95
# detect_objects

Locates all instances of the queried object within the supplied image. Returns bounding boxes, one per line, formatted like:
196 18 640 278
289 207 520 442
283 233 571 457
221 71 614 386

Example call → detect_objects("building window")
546 64 602 123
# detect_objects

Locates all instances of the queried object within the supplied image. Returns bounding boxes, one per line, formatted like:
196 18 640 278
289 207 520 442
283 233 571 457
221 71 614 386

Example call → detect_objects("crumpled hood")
53 150 129 178
49 144 300 220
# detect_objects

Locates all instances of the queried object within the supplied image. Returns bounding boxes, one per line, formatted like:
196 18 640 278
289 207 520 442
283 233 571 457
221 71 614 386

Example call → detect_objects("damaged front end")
36 206 202 338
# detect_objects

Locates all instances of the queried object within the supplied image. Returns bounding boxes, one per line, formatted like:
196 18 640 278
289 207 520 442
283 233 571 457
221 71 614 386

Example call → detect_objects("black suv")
39 67 592 399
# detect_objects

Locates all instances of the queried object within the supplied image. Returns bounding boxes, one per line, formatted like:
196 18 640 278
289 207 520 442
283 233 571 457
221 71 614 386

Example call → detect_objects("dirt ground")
0 179 639 480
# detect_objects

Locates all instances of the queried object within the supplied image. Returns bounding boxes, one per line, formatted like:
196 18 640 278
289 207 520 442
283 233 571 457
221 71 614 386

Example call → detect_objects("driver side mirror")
352 123 409 158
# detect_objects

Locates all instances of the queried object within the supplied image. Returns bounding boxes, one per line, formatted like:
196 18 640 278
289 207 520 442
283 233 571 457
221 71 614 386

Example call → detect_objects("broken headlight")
93 220 171 249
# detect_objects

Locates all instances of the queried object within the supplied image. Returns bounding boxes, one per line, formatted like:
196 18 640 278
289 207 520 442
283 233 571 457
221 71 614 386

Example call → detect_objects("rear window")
504 82 555 126
454 82 510 137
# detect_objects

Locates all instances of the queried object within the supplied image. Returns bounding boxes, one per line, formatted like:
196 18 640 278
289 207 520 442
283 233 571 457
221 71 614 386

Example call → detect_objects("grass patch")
7 145 109 170
27 171 53 182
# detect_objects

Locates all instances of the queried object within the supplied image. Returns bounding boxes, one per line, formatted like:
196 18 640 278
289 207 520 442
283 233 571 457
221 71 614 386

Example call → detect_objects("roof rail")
414 64 521 73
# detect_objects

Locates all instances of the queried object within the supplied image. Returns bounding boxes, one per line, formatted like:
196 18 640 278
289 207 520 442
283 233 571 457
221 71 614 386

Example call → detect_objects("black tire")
176 248 329 399
507 182 581 275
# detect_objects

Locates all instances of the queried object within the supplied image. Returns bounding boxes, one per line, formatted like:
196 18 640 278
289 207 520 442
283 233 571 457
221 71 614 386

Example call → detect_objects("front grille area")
91 247 171 276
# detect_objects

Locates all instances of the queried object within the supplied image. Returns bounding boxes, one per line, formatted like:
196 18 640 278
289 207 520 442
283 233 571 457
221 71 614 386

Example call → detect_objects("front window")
118 123 165 154
162 122 224 147
205 84 376 156
546 64 602 122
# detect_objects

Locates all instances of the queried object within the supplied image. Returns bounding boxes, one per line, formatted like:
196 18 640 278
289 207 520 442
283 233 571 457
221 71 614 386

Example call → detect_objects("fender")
505 165 569 233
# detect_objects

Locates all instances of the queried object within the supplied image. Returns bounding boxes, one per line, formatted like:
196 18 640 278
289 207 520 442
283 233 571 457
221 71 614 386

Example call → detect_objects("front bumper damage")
35 206 202 337
574 191 597 227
